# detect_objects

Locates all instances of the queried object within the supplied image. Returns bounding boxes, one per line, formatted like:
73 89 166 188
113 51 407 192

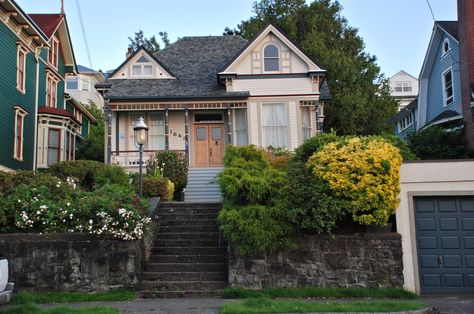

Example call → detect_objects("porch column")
315 100 324 133
184 105 189 157
105 100 112 164
164 105 169 151
115 112 119 156
227 103 232 144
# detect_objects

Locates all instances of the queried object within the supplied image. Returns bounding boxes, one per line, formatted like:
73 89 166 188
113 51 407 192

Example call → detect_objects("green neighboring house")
0 0 95 172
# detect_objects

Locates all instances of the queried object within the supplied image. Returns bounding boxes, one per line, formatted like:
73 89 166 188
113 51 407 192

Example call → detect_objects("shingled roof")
103 36 250 101
436 21 458 41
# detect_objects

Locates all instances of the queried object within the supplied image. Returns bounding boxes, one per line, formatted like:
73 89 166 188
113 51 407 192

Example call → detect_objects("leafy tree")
226 0 398 135
128 30 170 54
76 102 104 162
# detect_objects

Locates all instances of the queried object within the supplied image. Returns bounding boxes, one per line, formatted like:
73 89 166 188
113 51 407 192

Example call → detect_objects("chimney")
126 47 134 59
458 0 474 148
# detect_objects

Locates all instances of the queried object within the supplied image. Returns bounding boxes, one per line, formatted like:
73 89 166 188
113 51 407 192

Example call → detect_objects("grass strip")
221 287 417 299
220 298 425 314
10 288 136 305
0 303 118 314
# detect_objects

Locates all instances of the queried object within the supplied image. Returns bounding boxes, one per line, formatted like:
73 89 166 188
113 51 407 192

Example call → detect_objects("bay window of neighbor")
149 113 165 150
234 109 248 146
302 107 312 140
262 103 287 148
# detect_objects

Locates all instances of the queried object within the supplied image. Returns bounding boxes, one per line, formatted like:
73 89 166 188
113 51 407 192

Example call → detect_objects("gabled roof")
419 21 458 79
99 36 250 100
108 46 176 79
220 23 324 74
389 70 417 81
29 13 77 71
28 14 62 38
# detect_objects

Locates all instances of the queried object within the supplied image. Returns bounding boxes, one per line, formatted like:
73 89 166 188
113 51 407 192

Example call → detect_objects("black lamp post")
133 116 148 197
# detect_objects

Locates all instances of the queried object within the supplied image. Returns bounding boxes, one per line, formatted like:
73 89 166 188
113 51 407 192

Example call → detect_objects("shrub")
218 204 294 254
148 151 188 199
294 133 341 162
0 171 66 196
141 177 174 201
370 133 417 160
308 137 402 225
94 165 129 188
278 160 345 234
408 125 466 159
47 160 104 191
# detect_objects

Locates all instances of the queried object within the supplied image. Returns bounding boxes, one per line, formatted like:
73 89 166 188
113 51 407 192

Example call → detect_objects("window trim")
442 38 451 56
46 74 59 108
16 45 27 94
301 106 312 140
13 107 28 161
263 43 280 73
131 63 154 77
49 36 59 68
261 102 288 148
441 67 454 107
66 76 79 90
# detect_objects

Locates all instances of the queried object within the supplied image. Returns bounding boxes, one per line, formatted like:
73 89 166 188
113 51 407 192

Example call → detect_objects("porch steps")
184 167 223 202
140 202 227 298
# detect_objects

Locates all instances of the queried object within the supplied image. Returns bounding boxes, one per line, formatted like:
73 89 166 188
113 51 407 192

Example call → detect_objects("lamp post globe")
133 116 148 197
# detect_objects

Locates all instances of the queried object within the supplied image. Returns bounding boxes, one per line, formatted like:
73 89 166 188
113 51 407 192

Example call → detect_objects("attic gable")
109 48 175 80
220 24 325 75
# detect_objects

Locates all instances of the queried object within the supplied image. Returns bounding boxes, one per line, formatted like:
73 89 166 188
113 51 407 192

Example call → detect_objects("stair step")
159 219 218 227
153 247 227 255
141 271 226 281
160 202 221 209
159 207 220 214
157 213 218 221
158 225 220 233
140 280 227 291
148 254 226 264
157 232 220 240
155 239 220 248
139 289 223 298
145 263 226 272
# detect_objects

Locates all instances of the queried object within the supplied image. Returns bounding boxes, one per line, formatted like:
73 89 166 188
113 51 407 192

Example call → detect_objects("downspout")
33 44 44 171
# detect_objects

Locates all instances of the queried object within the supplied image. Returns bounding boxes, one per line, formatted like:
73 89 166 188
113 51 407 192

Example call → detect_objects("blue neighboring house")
392 21 462 138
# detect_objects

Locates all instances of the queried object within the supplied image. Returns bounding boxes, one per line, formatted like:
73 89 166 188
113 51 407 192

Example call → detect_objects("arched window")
443 38 450 55
264 44 279 72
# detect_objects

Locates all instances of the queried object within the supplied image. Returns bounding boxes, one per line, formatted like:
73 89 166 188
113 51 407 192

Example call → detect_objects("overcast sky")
16 0 457 79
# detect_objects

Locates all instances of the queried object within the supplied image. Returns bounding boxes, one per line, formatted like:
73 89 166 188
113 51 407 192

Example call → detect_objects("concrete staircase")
184 167 223 202
140 202 227 298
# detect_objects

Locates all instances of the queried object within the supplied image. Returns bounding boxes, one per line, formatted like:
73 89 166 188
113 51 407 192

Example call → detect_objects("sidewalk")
421 295 474 314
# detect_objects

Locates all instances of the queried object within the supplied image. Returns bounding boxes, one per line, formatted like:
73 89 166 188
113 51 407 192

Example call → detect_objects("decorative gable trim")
220 23 324 75
108 47 176 80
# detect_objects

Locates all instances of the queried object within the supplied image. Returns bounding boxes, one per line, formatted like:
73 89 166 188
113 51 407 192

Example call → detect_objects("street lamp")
133 116 148 197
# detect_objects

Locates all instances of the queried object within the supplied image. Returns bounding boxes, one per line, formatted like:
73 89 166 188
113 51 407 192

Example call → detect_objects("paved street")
421 295 474 314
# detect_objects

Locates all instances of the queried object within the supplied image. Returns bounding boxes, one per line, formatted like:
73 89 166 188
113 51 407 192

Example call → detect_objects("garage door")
415 196 474 293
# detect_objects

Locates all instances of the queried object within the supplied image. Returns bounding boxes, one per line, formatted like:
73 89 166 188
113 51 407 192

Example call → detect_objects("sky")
15 0 457 79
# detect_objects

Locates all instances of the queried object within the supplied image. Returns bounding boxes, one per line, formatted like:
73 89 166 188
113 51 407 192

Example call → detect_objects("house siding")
0 21 36 170
426 34 462 124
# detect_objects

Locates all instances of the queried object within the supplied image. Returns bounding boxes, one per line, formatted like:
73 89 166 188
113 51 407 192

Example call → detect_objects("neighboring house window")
46 74 58 107
442 38 450 55
149 113 165 150
13 107 27 160
442 67 454 106
16 46 27 93
47 128 61 166
394 81 412 93
66 77 79 90
234 109 248 146
398 112 414 132
262 103 287 147
49 36 59 68
264 44 280 72
302 107 312 140
81 79 90 91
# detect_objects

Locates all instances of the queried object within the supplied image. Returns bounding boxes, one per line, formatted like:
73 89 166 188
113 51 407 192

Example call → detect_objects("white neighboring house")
66 65 105 109
389 70 419 110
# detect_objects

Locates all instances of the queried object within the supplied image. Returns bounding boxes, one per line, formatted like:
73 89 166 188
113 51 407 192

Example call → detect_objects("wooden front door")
193 124 224 166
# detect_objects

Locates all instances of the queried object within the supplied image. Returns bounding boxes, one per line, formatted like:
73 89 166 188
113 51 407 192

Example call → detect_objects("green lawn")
10 288 136 305
220 298 425 314
0 304 118 314
221 287 418 300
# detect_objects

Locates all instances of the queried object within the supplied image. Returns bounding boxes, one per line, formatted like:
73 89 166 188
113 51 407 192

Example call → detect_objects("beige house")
389 70 419 111
97 24 329 171
66 65 105 109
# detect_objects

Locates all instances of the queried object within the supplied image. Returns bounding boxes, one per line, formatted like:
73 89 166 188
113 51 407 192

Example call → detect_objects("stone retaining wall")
229 233 403 289
0 233 143 292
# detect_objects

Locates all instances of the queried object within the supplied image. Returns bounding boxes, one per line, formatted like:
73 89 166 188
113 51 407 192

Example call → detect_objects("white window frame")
131 63 153 77
262 103 288 148
233 109 248 146
16 45 27 93
49 36 59 68
442 38 451 56
301 106 312 140
46 74 59 108
263 43 280 72
66 76 79 90
81 78 91 91
442 67 454 107
13 107 28 161
149 112 166 150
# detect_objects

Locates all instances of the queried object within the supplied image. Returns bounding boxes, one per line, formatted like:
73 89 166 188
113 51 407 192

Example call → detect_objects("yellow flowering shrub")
308 137 402 226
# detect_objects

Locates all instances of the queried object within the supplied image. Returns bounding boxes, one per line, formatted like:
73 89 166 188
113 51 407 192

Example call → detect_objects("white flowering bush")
0 175 151 240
